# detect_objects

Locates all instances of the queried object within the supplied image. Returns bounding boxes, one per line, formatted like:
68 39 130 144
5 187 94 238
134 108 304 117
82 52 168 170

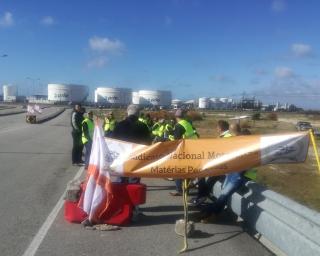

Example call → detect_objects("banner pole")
309 130 320 174
179 179 189 254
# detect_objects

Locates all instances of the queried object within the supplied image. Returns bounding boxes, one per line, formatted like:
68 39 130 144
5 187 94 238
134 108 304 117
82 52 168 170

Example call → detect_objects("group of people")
71 103 256 224
71 104 94 169
186 120 256 223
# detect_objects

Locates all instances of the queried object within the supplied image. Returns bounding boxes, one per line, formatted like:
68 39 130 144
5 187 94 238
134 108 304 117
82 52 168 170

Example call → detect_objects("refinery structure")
1 83 298 111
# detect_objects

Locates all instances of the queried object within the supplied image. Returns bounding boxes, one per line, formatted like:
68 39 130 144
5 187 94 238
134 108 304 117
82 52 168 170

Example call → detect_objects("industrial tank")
198 97 210 109
220 97 228 103
48 84 88 103
3 85 17 102
95 87 132 105
138 90 172 107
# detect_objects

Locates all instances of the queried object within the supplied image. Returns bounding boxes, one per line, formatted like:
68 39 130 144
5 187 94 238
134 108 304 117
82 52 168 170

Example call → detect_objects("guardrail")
0 110 26 116
213 180 320 256
36 108 65 124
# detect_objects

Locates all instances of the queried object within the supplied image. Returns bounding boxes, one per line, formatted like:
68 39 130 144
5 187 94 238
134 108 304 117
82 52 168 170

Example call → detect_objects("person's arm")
71 112 80 131
173 123 185 140
83 122 90 140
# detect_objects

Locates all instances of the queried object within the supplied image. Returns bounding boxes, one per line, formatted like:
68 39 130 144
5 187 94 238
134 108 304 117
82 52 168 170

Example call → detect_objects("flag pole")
179 179 189 254
309 130 320 174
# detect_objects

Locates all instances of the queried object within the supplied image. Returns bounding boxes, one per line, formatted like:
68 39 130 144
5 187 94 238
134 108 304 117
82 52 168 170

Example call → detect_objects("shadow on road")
131 213 184 226
187 231 244 252
142 205 184 212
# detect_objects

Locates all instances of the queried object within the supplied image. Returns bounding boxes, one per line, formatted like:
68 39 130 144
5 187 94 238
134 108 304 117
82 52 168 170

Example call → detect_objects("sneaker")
169 191 182 196
188 197 206 207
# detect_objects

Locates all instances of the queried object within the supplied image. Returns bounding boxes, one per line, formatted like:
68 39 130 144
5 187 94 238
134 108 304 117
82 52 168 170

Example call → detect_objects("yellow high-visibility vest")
82 118 94 144
244 168 257 181
104 118 116 132
178 120 198 139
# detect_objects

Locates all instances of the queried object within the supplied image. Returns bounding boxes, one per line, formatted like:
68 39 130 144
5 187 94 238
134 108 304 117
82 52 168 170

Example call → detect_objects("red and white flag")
81 124 113 223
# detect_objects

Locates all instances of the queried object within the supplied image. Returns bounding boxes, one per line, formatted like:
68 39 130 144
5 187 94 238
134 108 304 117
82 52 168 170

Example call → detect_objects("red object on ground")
127 183 146 205
64 201 88 223
100 183 146 226
64 183 146 225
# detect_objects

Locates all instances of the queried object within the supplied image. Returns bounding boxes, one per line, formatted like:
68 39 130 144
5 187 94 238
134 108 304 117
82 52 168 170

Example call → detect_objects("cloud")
291 43 313 58
271 0 286 12
89 36 125 54
275 67 295 79
87 56 108 68
0 12 14 27
41 16 55 26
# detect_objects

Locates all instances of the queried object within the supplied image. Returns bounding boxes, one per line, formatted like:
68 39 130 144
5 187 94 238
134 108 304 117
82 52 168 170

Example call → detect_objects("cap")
127 104 140 116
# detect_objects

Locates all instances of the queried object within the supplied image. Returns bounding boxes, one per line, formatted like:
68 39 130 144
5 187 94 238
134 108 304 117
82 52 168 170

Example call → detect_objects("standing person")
103 111 117 137
82 110 94 170
170 109 198 196
112 104 152 182
112 104 152 221
71 104 84 165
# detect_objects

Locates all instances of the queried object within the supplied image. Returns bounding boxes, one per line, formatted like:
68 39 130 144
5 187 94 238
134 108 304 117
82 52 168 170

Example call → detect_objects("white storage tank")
132 91 140 105
210 97 219 103
3 85 17 102
139 90 161 106
198 97 210 109
48 84 88 103
220 97 228 103
95 87 131 105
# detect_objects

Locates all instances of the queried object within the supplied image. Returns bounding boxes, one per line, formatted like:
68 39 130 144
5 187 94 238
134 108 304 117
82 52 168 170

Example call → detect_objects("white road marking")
22 166 85 256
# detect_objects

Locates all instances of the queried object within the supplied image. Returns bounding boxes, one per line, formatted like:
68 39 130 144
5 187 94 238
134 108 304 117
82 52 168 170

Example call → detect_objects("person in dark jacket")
71 104 84 165
112 104 151 146
112 104 152 183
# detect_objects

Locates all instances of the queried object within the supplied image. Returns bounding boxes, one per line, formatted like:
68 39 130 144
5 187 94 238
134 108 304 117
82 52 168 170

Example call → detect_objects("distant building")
237 97 262 110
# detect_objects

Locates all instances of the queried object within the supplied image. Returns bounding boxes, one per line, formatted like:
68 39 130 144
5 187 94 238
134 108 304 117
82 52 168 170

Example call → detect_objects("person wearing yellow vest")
164 119 174 140
152 119 166 142
82 111 94 169
196 120 256 223
103 111 117 137
170 109 199 196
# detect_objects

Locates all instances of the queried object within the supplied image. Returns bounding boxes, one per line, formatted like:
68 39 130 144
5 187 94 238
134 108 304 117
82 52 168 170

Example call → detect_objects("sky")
0 0 320 109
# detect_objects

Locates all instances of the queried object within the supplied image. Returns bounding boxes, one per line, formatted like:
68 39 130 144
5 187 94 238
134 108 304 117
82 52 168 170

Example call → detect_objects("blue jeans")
175 179 183 193
203 172 244 215
84 141 92 169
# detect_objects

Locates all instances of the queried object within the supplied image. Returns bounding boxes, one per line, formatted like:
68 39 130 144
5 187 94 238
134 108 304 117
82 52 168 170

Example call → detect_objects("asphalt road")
0 109 77 256
0 110 273 256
